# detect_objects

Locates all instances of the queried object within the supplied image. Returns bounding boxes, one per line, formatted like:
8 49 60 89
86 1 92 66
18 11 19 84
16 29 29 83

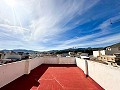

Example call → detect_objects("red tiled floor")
0 64 104 90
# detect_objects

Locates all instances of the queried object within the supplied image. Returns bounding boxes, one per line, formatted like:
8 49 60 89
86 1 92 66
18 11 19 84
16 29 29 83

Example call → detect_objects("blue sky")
0 0 120 51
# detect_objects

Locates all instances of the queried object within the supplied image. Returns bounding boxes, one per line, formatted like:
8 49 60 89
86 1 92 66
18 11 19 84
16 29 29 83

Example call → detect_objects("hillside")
108 42 120 48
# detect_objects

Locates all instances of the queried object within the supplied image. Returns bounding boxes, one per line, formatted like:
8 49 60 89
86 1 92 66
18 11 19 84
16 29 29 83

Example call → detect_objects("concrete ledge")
76 58 120 90
2 57 120 90
59 57 76 64
0 57 76 88
0 60 26 88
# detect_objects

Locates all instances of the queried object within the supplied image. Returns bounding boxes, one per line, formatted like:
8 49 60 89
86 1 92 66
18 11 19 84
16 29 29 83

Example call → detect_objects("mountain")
108 42 120 48
1 49 38 53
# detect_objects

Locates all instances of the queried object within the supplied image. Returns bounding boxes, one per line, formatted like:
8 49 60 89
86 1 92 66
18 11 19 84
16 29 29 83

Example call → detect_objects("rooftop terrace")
0 57 120 90
0 64 103 90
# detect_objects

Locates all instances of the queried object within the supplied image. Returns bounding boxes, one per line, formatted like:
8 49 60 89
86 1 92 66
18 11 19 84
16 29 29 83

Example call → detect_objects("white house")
80 53 89 59
93 50 105 57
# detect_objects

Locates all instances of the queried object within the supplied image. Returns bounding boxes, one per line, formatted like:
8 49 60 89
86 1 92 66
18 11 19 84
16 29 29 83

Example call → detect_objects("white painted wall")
4 57 120 90
0 57 76 88
93 50 105 57
93 51 100 57
59 57 76 64
101 50 105 55
0 61 26 88
76 58 120 90
76 58 87 74
87 60 120 90
29 57 44 71
42 57 75 64
43 57 59 64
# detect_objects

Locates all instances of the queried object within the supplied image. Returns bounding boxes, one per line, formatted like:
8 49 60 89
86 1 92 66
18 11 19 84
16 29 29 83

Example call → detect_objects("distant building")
106 45 120 55
98 55 115 62
29 53 37 59
80 53 89 59
93 50 105 57
114 53 120 60
68 52 76 57
93 43 120 65
57 54 62 57
0 52 5 59
18 52 29 59
0 59 12 64
61 53 69 57
4 51 21 61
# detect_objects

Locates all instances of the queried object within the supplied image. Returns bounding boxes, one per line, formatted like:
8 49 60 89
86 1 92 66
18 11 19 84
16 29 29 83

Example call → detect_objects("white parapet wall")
43 57 76 64
0 60 26 88
43 57 59 64
1 57 120 90
29 57 44 71
87 60 120 90
76 58 87 74
59 57 76 64
0 57 76 88
76 58 120 90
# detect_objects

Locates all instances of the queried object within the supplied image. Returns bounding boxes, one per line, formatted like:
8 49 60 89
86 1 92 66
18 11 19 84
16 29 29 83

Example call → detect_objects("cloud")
0 0 120 51
97 15 120 31
28 0 100 42
52 33 120 50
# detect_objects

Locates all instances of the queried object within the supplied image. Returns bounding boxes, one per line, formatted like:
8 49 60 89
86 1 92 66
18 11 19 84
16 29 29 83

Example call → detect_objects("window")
107 47 111 51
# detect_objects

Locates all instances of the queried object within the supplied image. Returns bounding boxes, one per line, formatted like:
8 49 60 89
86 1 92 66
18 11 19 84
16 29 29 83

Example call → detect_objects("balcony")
0 57 120 90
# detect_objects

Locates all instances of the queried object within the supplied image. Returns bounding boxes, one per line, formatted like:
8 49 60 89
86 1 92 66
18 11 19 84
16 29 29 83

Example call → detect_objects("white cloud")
97 15 120 31
2 0 117 51
28 0 100 42
52 33 120 50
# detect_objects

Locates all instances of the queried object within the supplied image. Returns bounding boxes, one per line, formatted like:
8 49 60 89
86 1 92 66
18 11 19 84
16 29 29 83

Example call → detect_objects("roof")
0 64 103 90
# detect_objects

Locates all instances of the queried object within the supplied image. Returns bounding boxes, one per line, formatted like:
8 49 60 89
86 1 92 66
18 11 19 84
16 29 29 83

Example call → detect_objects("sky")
0 0 120 51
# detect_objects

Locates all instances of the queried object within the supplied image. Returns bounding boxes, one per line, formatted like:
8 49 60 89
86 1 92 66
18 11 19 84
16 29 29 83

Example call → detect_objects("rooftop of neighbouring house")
0 64 104 90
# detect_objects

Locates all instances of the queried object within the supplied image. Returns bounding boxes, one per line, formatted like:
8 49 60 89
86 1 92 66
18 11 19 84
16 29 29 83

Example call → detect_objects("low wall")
87 60 120 90
43 57 59 64
0 61 26 88
0 57 75 88
43 57 76 64
76 58 87 74
29 57 44 71
59 57 76 64
1 57 120 90
76 58 120 90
